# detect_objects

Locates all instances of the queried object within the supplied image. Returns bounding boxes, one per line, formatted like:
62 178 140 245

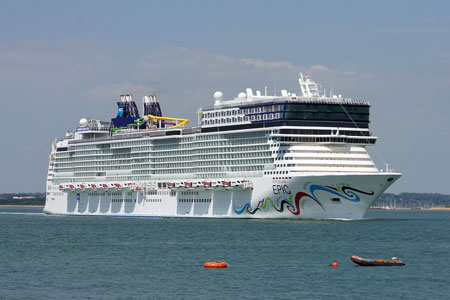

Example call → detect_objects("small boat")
351 255 405 266
204 261 228 268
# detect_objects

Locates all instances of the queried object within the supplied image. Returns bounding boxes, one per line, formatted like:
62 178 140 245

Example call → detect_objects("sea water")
1 207 449 299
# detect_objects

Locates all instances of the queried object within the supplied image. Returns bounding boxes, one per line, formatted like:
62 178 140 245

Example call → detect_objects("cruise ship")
44 74 401 219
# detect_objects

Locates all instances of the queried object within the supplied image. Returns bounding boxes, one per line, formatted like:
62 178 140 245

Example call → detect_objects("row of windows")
146 189 170 194
51 174 201 184
283 103 369 113
202 113 280 125
181 191 199 195
279 128 371 137
54 157 273 173
275 157 294 160
202 106 281 119
275 164 295 167
283 112 368 122
146 199 162 203
149 165 265 174
179 199 211 203
69 131 268 153
264 171 290 175
152 145 269 157
277 136 376 144
55 144 270 164
77 132 268 154
63 138 269 158
150 138 268 151
112 198 135 203
87 190 172 197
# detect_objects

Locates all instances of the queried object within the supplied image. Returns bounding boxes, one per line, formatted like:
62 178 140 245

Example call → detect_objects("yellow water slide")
145 114 189 129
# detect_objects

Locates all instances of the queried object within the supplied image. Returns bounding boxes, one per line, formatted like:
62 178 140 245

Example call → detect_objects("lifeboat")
351 255 405 266
175 182 184 188
192 181 202 188
58 185 64 190
68 184 75 189
211 181 220 187
80 184 86 189
202 181 211 188
114 183 122 188
184 182 192 188
204 262 228 268
101 184 108 188
91 184 97 188
168 182 175 188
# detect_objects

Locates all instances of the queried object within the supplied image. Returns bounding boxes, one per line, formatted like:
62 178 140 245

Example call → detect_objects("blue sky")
1 0 449 193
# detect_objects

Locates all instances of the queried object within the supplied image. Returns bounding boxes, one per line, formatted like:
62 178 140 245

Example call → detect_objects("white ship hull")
44 173 400 219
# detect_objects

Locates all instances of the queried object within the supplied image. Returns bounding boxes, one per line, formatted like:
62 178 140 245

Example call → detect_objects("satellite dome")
79 118 88 126
213 91 223 101
238 92 247 100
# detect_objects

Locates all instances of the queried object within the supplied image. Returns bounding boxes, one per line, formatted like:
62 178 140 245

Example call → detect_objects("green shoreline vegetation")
1 192 450 209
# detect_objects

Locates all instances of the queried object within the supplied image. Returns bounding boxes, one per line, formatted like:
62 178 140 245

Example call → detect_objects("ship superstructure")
44 74 400 219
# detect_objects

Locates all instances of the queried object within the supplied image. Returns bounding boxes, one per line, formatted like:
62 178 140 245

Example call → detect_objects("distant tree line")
0 193 45 205
372 193 450 209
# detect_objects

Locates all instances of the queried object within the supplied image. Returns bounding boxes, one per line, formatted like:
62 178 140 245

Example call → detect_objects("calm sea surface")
1 207 449 299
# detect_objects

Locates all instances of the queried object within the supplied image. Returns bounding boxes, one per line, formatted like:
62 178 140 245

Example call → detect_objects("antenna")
273 79 277 96
331 75 334 97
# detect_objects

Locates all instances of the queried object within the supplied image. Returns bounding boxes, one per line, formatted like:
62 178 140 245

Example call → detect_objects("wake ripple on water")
0 212 46 216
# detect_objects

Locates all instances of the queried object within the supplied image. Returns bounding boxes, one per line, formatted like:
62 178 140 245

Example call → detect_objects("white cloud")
240 58 294 69
135 46 363 90
310 64 331 71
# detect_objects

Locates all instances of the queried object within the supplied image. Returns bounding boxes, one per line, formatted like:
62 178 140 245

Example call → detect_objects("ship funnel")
143 95 162 117
116 94 140 118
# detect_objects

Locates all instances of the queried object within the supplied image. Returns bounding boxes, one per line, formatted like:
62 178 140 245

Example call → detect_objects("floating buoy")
331 262 338 268
204 262 228 268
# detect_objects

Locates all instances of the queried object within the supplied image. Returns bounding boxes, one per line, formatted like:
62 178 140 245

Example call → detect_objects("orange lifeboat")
204 262 228 268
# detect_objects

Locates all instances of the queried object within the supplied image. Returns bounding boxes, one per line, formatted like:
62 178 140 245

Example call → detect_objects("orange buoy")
204 261 228 268
331 262 338 268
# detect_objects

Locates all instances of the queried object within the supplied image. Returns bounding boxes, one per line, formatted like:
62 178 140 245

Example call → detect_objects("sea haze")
1 208 449 299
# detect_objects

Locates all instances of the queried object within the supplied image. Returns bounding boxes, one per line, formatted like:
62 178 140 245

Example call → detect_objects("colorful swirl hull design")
234 184 374 216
